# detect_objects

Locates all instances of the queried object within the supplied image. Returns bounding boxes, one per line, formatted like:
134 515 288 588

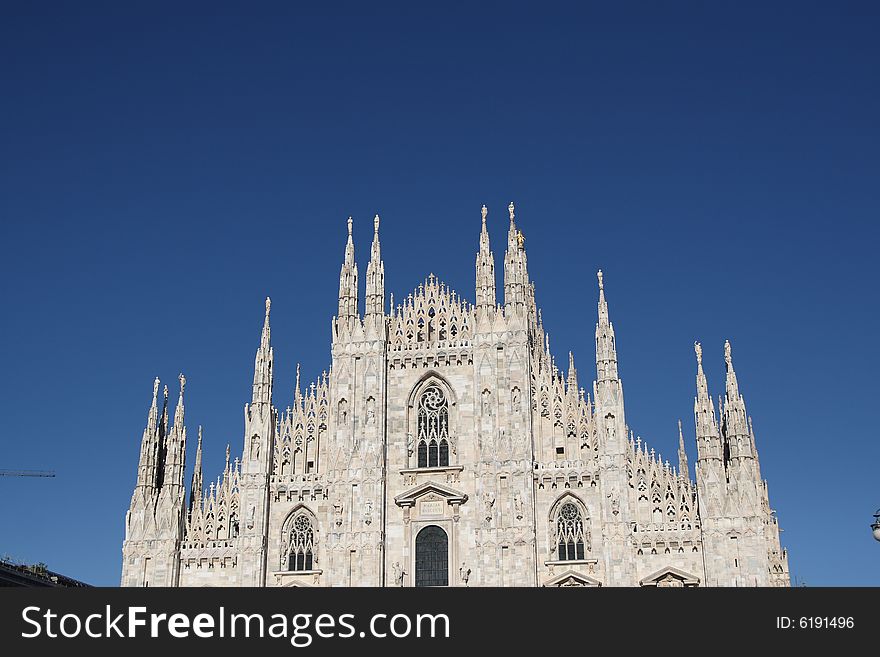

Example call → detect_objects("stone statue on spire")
694 341 703 366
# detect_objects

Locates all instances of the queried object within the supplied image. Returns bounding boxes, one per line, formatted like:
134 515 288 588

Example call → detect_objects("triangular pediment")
543 569 602 587
639 566 700 587
394 481 468 507
491 311 507 333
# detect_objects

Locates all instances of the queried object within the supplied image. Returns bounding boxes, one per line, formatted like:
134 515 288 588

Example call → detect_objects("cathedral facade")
121 204 790 587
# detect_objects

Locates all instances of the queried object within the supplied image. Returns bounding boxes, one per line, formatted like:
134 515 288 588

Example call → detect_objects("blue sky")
1 2 878 586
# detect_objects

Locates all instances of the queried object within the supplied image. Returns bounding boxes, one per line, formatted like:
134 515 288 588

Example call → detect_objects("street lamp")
872 509 880 542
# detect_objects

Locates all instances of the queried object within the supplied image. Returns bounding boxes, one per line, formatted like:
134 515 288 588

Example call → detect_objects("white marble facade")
122 205 790 587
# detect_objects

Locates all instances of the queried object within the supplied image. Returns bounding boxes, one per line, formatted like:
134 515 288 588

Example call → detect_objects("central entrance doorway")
415 525 448 587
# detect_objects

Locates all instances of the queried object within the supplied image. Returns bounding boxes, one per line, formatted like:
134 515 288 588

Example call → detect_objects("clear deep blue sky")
1 2 878 586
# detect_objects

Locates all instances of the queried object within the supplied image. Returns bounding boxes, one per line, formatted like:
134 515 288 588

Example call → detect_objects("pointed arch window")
286 514 315 571
555 502 587 561
417 385 450 468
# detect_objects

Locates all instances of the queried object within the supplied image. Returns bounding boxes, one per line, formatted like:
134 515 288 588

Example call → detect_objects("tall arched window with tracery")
555 502 587 561
286 514 315 571
417 384 450 468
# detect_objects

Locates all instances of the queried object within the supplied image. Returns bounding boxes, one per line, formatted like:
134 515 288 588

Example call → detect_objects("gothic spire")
694 341 709 403
724 339 740 401
595 270 619 385
693 341 722 461
503 201 530 315
475 204 496 313
597 269 609 325
365 214 385 318
722 340 752 460
252 297 274 406
173 372 185 429
189 425 203 514
162 373 188 493
260 296 271 349
337 217 359 325
136 377 162 490
748 415 763 478
677 419 690 481
567 351 578 390
148 376 160 434
161 384 169 436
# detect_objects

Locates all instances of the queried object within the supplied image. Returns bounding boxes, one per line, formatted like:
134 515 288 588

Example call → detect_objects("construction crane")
0 470 56 478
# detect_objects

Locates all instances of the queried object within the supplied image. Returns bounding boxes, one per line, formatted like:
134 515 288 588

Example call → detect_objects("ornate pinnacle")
596 269 611 328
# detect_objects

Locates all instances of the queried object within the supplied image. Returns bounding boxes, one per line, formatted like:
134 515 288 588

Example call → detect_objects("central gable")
389 274 473 350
